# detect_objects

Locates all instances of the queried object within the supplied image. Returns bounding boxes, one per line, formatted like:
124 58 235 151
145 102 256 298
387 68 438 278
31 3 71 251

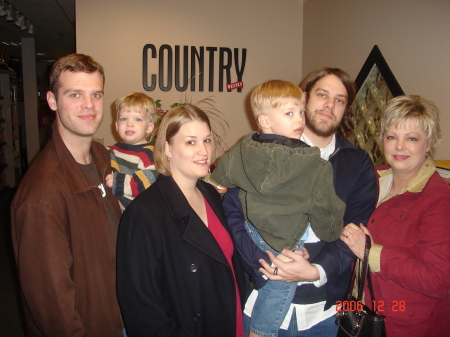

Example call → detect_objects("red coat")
366 167 450 337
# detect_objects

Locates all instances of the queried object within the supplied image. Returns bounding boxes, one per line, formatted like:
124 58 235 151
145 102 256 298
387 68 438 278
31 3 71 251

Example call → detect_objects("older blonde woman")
341 95 450 337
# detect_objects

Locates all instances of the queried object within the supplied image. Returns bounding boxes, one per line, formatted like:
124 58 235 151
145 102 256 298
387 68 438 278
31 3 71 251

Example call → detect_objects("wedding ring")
344 231 350 237
273 267 278 275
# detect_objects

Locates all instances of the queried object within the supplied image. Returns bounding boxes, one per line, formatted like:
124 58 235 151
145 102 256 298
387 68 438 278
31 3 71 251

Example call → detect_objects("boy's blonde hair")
115 92 158 123
250 80 303 119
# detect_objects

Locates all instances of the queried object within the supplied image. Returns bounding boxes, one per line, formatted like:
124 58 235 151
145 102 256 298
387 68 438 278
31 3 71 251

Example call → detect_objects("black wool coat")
117 174 245 337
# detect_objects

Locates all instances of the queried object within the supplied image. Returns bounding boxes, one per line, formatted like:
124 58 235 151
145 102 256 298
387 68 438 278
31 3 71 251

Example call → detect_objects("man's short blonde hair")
115 92 158 123
49 53 105 98
250 80 303 119
379 95 442 158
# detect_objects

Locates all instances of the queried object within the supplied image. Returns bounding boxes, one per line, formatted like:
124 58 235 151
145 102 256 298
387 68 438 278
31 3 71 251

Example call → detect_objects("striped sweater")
108 142 159 208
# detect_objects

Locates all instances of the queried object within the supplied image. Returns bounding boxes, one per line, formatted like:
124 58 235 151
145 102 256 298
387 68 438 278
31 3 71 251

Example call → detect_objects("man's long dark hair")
300 67 356 138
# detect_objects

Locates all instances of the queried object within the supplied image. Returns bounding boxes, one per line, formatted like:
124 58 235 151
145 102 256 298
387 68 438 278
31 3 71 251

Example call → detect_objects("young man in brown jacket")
11 54 123 336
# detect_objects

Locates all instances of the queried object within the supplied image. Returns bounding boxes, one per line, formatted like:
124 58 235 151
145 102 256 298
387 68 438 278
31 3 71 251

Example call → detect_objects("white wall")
303 0 450 160
77 0 449 159
76 0 304 151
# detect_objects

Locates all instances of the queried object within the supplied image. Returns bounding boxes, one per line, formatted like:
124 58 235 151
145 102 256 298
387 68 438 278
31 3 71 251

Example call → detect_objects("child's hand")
277 247 309 263
105 173 113 188
294 248 309 260
276 253 292 263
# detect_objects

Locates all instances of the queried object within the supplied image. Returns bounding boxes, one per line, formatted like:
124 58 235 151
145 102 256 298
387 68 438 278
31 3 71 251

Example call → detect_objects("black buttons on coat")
193 313 201 322
190 264 198 272
182 216 189 223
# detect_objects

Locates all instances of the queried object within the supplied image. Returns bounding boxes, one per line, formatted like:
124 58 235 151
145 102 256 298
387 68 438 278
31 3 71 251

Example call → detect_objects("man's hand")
105 173 113 189
259 248 319 283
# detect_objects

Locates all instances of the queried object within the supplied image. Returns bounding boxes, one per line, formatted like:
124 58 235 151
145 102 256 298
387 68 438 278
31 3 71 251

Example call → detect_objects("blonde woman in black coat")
117 104 245 337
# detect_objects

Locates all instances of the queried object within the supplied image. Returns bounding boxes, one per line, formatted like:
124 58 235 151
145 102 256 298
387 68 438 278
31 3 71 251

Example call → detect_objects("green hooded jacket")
212 132 346 251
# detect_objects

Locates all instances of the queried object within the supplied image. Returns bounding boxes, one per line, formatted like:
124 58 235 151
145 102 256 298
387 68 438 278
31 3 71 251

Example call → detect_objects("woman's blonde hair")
379 95 442 157
154 104 211 176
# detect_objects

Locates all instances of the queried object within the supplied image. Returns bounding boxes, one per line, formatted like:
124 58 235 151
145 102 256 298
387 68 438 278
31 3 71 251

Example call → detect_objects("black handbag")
336 234 386 337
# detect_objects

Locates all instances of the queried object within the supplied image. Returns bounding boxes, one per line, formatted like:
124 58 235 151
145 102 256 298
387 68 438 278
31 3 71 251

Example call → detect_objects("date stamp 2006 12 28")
336 300 406 312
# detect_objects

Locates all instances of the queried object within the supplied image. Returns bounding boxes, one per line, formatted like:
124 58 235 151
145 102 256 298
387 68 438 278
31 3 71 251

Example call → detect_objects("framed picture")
348 45 404 166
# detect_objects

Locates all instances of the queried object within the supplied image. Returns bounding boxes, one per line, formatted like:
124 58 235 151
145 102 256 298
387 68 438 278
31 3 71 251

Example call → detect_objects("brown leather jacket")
11 122 123 337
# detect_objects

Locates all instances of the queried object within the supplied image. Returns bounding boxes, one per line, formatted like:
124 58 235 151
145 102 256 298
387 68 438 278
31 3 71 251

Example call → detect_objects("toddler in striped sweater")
106 92 160 210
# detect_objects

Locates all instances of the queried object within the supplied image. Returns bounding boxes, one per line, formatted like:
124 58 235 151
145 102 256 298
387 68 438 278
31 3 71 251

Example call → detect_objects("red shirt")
205 198 244 337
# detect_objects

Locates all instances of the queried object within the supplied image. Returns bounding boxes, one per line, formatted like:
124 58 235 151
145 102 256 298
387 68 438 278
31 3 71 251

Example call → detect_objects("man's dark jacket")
222 134 377 309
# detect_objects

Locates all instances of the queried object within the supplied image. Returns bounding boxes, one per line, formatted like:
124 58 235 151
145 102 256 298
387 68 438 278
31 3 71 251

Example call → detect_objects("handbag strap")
356 234 371 301
367 265 377 307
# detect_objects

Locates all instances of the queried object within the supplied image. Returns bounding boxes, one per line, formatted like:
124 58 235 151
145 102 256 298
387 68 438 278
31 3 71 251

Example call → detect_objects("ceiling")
0 0 75 64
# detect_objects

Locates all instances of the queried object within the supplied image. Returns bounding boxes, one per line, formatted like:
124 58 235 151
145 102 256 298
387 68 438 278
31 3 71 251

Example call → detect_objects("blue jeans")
244 312 338 337
245 221 305 337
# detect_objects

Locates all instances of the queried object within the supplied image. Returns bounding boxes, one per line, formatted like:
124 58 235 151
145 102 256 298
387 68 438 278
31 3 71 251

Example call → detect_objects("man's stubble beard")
304 109 340 138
